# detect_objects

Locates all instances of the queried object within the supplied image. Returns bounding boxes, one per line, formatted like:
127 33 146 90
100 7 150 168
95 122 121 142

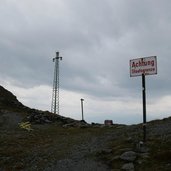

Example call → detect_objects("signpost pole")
130 56 157 143
81 98 84 121
142 73 146 142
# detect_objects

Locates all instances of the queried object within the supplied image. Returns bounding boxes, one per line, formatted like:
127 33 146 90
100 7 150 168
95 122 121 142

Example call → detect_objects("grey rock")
135 142 149 153
44 119 52 123
138 153 150 159
110 155 120 163
121 163 134 171
126 137 133 143
137 160 143 165
120 151 137 162
101 149 112 154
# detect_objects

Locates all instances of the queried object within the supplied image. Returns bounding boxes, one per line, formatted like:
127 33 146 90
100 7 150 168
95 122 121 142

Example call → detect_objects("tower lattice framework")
51 52 62 114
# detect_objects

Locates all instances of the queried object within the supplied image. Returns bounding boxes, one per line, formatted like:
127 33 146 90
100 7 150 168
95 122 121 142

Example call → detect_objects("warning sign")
130 56 157 77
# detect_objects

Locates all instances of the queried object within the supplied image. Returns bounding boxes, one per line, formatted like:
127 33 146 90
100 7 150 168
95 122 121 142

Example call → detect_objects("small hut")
104 120 113 125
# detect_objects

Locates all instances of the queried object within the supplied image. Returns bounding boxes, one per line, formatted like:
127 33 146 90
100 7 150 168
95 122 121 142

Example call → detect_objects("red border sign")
130 56 157 77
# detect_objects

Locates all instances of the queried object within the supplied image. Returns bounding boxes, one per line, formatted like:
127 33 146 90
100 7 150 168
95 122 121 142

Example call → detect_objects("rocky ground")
0 85 171 171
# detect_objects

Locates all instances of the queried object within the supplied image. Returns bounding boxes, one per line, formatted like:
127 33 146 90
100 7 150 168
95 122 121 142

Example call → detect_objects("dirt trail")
45 131 115 171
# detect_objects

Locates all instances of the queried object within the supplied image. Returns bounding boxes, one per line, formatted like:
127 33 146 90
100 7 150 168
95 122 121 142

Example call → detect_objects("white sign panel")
130 56 157 77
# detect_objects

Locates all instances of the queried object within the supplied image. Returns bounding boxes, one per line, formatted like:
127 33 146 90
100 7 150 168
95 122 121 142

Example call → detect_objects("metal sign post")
130 56 157 142
142 73 146 142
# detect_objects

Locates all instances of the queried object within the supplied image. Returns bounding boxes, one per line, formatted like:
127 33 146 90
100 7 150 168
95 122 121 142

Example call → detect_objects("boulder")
121 163 134 171
120 151 137 162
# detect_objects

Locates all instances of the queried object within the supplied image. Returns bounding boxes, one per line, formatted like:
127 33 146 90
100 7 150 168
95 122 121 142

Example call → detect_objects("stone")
101 149 112 154
120 151 137 162
121 163 134 171
135 141 149 153
110 155 120 163
126 137 133 143
138 153 150 159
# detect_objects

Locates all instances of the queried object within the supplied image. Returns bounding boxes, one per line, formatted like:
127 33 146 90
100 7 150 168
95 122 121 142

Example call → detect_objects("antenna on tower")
51 51 62 114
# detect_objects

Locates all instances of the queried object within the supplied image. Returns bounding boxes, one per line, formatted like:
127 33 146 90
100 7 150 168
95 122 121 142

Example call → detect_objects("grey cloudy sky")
1 0 171 124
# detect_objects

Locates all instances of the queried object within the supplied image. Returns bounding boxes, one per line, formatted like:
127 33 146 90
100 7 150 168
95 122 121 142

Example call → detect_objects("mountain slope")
0 85 171 171
0 85 88 129
0 85 24 110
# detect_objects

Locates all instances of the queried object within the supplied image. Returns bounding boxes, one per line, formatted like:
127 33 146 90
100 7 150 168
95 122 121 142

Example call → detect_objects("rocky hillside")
0 85 24 110
0 85 171 171
0 85 88 129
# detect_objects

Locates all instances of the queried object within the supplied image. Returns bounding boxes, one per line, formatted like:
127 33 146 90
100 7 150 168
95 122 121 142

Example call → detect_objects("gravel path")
45 131 115 171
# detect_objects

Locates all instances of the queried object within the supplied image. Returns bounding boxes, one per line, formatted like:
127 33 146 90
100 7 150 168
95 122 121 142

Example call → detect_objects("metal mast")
80 98 84 121
51 52 62 114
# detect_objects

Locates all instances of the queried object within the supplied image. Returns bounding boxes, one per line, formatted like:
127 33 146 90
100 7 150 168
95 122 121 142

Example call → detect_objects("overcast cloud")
0 0 171 124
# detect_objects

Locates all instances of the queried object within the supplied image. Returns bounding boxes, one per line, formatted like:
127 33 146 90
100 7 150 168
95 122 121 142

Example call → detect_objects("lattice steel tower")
51 52 62 114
